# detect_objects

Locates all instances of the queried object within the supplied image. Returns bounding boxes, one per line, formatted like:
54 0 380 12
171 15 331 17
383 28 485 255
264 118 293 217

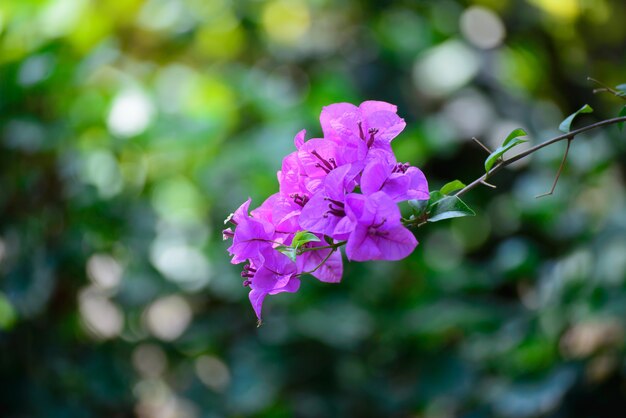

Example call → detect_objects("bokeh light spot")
413 41 480 96
107 89 155 138
145 294 192 341
132 343 168 378
81 149 124 198
195 355 231 392
79 286 124 339
460 6 506 49
87 253 123 291
528 0 580 20
150 241 211 291
261 0 310 45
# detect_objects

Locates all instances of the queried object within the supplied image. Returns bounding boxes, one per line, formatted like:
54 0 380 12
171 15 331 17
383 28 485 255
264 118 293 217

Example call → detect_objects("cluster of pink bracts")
224 101 429 321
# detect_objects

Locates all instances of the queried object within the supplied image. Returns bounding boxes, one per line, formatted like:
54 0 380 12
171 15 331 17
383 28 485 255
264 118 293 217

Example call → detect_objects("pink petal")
366 191 402 227
406 166 430 200
359 100 398 115
294 129 306 149
346 226 381 261
366 111 406 143
333 216 355 239
375 225 417 260
320 103 360 139
299 247 343 283
299 192 340 236
360 160 391 196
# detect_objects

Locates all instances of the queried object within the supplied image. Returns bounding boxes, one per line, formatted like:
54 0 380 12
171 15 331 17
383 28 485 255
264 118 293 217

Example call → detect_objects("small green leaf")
559 104 593 133
439 180 467 195
408 198 429 217
290 231 320 249
0 293 17 330
276 245 297 262
619 106 626 132
427 193 475 222
502 128 528 147
484 128 528 172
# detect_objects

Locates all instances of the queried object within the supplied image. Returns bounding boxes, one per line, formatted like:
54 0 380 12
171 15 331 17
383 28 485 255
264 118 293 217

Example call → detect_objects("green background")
2 0 626 416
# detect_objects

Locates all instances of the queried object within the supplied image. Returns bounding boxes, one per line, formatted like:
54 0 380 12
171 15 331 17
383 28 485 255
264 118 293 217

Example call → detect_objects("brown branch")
454 116 626 198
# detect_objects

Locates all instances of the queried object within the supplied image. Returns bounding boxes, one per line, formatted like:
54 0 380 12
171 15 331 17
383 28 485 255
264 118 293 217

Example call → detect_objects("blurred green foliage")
2 0 626 417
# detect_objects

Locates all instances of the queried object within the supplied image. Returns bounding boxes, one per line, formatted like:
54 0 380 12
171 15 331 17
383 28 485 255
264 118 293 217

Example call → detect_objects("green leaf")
559 104 593 133
439 180 466 195
290 231 320 249
276 245 297 262
408 198 429 216
426 191 475 222
484 128 528 172
0 293 17 331
619 106 626 132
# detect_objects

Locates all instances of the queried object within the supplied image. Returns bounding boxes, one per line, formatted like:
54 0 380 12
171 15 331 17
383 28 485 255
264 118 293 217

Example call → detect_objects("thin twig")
535 137 572 198
588 78 626 100
302 248 336 275
454 116 626 198
481 180 497 188
297 241 346 254
473 137 493 154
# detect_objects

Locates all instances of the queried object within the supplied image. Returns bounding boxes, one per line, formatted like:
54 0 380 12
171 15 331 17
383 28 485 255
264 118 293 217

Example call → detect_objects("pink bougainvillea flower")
246 249 301 320
227 198 275 264
360 160 430 202
298 164 355 237
251 193 302 240
320 101 406 151
225 100 431 321
335 191 417 261
297 238 343 283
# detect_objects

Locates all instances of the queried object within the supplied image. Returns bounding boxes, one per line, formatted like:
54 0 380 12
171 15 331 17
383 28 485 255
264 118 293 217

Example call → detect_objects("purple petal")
366 191 402 227
360 160 391 196
380 173 411 202
277 151 303 196
228 218 274 264
366 111 406 143
405 166 430 200
298 247 343 283
320 103 360 139
269 277 301 295
294 129 306 149
359 100 398 115
345 226 381 261
373 225 417 260
254 265 293 291
249 275 300 320
231 198 252 224
344 193 371 223
324 164 353 201
333 216 355 240
250 193 278 222
248 289 267 320
299 192 340 236
298 138 339 179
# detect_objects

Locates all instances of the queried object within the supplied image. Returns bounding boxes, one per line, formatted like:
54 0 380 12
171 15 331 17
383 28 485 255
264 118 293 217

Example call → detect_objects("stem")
302 248 337 275
455 116 626 198
535 137 572 198
296 240 346 254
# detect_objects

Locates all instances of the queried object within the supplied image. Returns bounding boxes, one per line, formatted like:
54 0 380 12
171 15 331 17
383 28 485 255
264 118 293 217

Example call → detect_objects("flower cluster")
224 101 429 321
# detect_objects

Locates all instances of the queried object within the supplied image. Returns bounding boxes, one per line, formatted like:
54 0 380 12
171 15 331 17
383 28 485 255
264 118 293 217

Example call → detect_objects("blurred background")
2 0 626 416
